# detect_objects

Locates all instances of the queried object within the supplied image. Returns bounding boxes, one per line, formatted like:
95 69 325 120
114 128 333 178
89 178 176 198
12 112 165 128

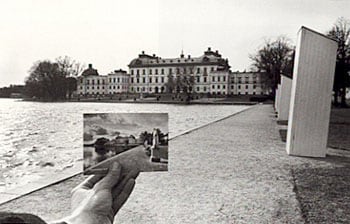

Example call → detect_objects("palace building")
229 71 265 95
77 64 129 96
76 49 266 97
128 47 231 95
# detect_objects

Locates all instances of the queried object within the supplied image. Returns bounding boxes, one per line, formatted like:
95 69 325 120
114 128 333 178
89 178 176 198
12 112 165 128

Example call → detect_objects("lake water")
0 98 249 192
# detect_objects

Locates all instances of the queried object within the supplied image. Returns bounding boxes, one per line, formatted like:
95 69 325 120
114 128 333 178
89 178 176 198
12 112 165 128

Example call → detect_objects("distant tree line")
0 85 25 98
250 17 350 107
24 56 85 101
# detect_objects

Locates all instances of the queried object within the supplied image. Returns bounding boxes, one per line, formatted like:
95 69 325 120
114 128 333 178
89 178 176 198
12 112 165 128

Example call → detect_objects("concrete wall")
278 76 292 121
275 84 281 114
286 27 338 157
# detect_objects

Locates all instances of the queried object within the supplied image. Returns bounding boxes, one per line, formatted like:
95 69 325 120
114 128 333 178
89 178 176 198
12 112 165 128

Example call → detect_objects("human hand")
62 162 139 224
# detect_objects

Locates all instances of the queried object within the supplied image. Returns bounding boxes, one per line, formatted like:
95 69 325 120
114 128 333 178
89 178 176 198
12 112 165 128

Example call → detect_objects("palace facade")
229 71 265 95
77 64 129 96
128 47 230 95
76 49 266 97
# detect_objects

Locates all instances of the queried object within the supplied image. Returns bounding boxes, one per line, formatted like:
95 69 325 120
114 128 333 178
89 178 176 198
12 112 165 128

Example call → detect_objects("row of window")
233 85 258 89
231 81 258 84
108 77 128 83
82 91 263 95
131 66 217 76
81 85 127 90
81 77 128 85
131 86 165 92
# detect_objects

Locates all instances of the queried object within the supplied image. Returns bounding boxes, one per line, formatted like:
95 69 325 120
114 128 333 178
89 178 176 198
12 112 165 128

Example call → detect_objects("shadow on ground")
292 165 350 224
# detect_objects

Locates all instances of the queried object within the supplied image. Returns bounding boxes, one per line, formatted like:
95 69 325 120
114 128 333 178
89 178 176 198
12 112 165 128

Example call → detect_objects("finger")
112 167 140 198
113 178 136 213
72 175 103 193
94 162 122 191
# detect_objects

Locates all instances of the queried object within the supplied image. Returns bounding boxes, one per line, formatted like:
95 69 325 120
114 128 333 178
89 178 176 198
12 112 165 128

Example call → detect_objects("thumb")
94 162 122 191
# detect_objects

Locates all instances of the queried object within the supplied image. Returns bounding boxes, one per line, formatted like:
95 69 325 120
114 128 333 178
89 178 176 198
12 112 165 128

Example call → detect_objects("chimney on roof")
142 51 145 54
180 49 184 58
188 55 191 59
215 50 218 54
152 54 156 57
208 47 211 51
88 64 92 69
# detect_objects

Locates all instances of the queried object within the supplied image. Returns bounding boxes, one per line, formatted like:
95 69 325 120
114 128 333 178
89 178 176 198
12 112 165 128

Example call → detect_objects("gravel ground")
0 105 349 223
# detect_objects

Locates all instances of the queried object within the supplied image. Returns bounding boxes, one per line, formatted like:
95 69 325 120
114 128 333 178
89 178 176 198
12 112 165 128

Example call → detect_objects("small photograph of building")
83 113 168 174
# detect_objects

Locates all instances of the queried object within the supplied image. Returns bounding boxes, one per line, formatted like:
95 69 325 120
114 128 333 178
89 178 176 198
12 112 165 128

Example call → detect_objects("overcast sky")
0 0 349 87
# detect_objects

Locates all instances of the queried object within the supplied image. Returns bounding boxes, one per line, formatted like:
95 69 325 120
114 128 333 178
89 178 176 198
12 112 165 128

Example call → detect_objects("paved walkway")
0 105 347 223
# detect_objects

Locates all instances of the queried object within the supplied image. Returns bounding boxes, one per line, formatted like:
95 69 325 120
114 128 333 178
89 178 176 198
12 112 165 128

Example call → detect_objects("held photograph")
83 113 168 174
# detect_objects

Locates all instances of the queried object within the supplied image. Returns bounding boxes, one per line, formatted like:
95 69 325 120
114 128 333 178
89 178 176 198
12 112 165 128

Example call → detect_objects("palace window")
218 76 221 82
155 69 158 75
169 68 172 74
131 77 134 83
149 69 152 75
217 85 220 89
155 77 158 83
223 76 226 82
143 77 146 83
137 69 139 75
212 76 215 82
149 77 152 83
161 69 164 74
204 77 207 83
196 76 200 83
131 70 134 75
161 77 164 83
246 85 248 89
197 87 200 92
143 69 146 75
197 68 200 74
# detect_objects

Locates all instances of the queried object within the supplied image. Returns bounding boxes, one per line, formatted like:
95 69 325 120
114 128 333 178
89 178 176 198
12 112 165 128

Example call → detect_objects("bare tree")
55 56 86 99
249 37 294 97
174 65 195 103
327 17 350 107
